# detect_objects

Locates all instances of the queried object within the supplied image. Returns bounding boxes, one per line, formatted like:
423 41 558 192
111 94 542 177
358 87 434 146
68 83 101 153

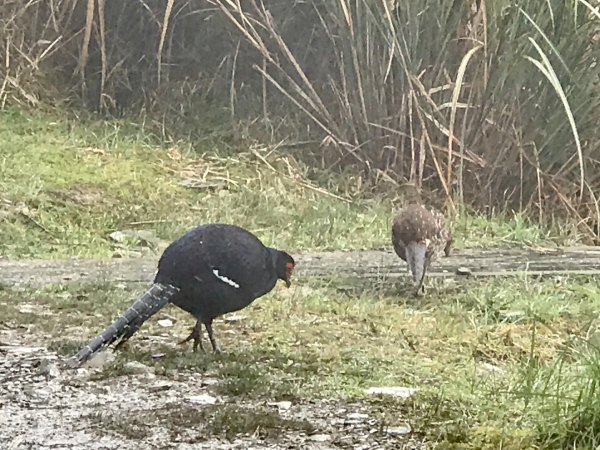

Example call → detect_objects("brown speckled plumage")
392 204 452 294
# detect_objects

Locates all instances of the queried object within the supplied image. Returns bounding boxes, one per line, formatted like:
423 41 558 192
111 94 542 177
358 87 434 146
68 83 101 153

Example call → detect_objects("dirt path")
1 246 599 288
0 342 423 450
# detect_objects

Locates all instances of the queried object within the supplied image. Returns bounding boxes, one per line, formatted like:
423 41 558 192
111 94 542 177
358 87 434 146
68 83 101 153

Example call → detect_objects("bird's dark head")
269 249 295 287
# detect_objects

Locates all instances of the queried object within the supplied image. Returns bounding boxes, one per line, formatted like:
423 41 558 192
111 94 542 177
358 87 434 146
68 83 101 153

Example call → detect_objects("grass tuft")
89 404 315 442
208 404 315 440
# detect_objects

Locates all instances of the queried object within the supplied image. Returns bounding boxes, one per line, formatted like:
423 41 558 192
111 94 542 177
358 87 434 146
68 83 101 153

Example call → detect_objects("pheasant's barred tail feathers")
65 283 180 368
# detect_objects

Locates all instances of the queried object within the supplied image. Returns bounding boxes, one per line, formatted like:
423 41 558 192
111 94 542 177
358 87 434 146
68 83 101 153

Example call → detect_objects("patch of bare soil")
2 246 600 289
0 335 425 450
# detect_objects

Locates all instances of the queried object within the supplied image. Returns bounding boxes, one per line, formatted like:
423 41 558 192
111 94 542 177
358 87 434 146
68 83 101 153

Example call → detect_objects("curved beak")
406 241 428 292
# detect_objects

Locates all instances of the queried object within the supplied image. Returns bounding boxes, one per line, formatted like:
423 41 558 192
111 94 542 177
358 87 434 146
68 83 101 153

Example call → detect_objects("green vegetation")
0 109 577 259
0 108 394 257
2 1 599 235
3 275 600 448
89 404 314 442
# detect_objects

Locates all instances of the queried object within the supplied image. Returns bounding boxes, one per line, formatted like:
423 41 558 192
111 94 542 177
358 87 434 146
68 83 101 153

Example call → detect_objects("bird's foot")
413 284 426 297
177 331 194 345
192 338 204 353
178 326 204 352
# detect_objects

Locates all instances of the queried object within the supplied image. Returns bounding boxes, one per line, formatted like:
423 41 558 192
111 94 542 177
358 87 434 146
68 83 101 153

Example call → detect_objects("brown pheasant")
392 204 452 295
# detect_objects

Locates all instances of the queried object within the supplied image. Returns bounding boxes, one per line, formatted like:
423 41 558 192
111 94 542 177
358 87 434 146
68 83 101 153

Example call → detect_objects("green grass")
3 275 600 448
0 108 578 259
89 404 314 442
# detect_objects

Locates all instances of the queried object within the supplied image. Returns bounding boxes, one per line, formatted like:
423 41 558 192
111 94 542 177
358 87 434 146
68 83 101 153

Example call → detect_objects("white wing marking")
212 269 240 289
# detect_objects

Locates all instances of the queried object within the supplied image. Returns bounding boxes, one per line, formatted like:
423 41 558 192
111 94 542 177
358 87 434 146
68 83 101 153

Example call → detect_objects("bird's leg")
413 267 427 297
204 319 220 354
414 283 426 297
178 319 204 352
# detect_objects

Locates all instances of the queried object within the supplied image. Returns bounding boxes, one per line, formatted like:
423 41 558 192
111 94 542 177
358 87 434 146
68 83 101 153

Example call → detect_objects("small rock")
478 362 506 375
385 424 412 435
456 266 472 276
83 350 116 369
365 386 418 399
346 412 369 421
18 304 35 314
268 401 292 410
75 368 90 378
123 361 154 375
112 249 143 258
33 388 51 398
148 382 172 392
157 319 173 328
4 345 45 354
38 359 60 380
224 314 245 323
201 378 219 386
151 353 166 360
308 434 331 442
108 229 160 245
187 394 218 405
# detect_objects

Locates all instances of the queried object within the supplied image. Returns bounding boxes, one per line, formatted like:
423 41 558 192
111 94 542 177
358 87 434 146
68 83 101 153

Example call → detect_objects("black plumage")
68 224 295 367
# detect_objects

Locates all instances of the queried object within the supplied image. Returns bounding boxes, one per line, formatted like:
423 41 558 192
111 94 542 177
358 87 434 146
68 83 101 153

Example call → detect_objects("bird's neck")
267 247 280 268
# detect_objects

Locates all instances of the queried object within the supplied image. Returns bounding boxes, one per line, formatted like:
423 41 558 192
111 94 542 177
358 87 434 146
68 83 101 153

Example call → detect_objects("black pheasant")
68 224 295 367
392 204 452 295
